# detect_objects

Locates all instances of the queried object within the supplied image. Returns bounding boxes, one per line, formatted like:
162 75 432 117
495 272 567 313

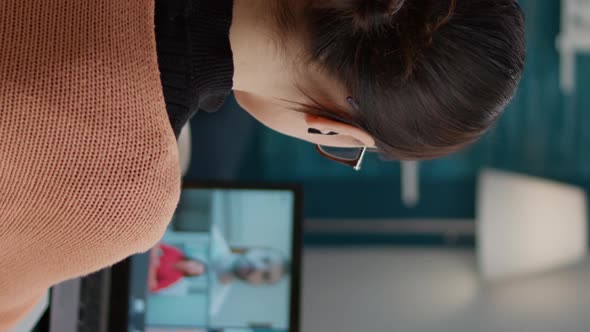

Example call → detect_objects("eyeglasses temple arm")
353 147 368 171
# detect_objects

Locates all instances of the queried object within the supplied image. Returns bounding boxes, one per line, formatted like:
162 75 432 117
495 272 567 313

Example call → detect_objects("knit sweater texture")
0 0 197 329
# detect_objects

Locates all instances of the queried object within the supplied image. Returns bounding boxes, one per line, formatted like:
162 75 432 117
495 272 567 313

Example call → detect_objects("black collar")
183 0 234 112
155 0 235 136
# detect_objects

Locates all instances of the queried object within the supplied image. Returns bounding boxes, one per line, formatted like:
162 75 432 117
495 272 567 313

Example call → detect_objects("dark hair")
276 0 526 160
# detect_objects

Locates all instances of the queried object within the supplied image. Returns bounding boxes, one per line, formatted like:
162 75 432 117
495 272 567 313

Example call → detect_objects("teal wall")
188 0 590 222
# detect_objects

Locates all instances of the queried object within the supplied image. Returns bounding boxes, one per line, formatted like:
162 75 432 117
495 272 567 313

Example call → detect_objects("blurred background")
178 0 590 331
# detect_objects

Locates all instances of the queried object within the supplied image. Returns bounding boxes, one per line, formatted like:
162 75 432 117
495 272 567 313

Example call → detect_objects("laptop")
108 182 303 332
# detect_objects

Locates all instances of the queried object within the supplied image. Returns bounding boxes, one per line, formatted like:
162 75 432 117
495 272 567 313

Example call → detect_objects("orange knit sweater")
0 0 181 330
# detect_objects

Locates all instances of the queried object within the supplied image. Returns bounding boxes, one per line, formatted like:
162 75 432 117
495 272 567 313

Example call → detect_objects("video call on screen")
141 188 295 332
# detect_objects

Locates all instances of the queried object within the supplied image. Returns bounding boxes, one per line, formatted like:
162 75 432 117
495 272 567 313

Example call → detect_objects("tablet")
109 182 303 332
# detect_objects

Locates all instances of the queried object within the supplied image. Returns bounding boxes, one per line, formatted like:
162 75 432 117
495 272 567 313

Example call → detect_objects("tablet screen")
129 187 297 332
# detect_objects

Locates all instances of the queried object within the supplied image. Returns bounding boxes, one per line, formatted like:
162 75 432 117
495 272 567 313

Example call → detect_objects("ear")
305 114 376 148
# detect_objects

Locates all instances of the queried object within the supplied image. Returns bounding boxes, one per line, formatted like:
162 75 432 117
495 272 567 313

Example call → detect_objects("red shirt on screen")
150 243 185 292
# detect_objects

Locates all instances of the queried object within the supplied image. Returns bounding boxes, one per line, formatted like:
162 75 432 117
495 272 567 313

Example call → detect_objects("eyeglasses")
315 145 368 171
314 97 368 171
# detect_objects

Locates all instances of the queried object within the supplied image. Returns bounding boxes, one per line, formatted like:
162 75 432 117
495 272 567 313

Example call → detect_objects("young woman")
0 0 525 328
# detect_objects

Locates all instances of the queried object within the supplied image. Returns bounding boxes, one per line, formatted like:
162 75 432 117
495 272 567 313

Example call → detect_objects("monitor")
109 183 303 332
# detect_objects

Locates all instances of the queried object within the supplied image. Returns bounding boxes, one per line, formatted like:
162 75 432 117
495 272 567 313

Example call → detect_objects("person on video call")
1 0 525 328
215 247 288 286
208 226 290 315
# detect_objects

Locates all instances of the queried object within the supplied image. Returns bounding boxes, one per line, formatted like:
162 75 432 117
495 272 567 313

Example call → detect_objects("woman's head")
230 0 525 160
232 248 289 285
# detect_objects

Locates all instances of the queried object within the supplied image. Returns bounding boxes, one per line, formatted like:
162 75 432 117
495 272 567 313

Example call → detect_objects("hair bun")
352 0 405 29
